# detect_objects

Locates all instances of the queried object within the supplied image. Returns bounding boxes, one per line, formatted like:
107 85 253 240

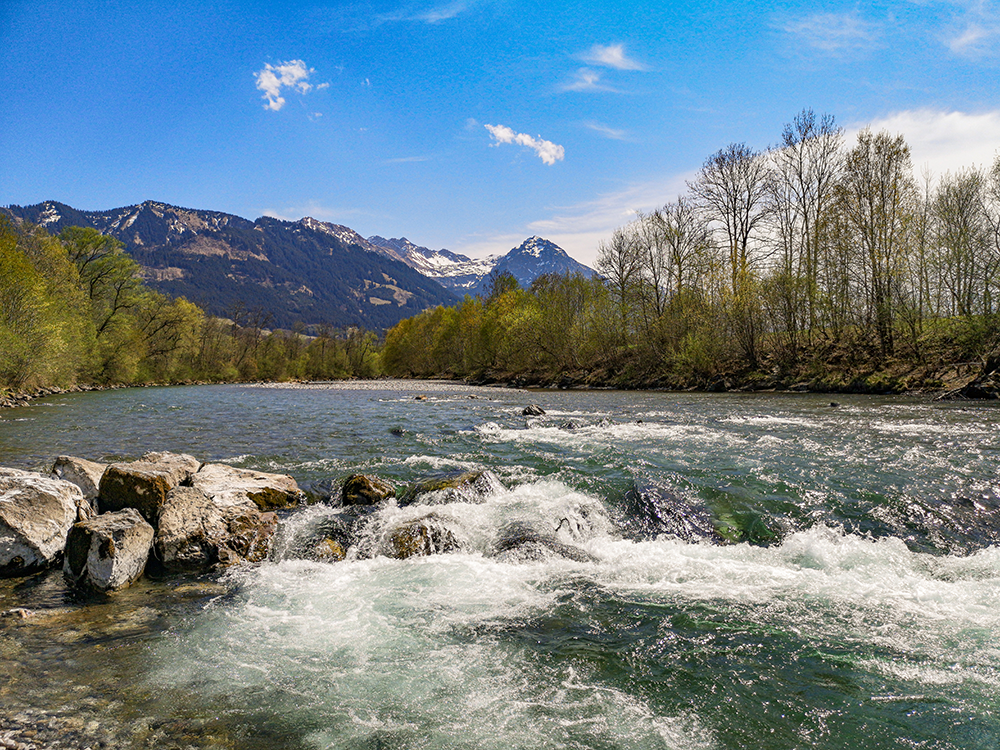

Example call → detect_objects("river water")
2 381 1000 749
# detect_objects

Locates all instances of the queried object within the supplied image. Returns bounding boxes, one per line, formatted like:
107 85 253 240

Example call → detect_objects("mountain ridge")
3 199 596 328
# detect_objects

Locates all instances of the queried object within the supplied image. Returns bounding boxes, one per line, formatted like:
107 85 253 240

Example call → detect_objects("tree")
832 129 918 357
689 142 773 293
771 109 844 340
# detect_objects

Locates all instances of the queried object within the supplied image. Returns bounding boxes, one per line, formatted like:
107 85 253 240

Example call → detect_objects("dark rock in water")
98 451 201 524
493 521 597 563
620 478 726 544
154 487 278 573
837 490 1000 556
63 508 154 592
522 404 545 416
342 474 396 506
398 469 504 506
276 507 377 562
389 426 408 436
1 469 88 578
386 515 459 559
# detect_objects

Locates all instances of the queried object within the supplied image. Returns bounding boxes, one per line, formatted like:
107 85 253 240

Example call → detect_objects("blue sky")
2 0 999 266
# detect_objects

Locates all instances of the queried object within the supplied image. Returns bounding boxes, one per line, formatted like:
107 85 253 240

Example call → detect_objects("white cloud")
583 121 629 140
850 109 1000 178
579 43 647 71
254 60 320 111
560 68 618 93
376 1 470 24
778 12 877 54
485 124 565 165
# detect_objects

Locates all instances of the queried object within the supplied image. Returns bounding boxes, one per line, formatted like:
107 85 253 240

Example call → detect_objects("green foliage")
0 222 378 391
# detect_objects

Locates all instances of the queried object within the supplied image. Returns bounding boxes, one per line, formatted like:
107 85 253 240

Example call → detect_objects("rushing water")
2 381 1000 749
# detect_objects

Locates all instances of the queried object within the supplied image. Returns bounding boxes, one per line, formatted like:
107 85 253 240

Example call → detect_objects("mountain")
487 236 596 292
3 201 458 330
366 235 595 295
366 236 496 292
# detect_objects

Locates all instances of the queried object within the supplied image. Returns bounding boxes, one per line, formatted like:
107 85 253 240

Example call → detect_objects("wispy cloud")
583 121 629 140
485 124 565 165
560 68 618 93
778 12 878 54
940 1 1000 58
579 43 647 71
376 1 471 24
254 60 325 111
849 109 1000 177
384 155 432 164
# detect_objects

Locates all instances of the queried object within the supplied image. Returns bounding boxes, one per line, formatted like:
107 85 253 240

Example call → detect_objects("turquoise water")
2 381 1000 749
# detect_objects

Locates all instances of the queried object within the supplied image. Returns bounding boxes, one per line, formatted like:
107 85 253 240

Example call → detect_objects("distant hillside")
3 201 457 330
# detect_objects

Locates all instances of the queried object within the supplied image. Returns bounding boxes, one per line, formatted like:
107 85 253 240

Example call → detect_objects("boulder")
620 478 726 544
522 404 546 416
98 452 201 524
191 463 304 511
273 507 377 562
154 487 278 573
398 469 505 506
341 474 396 506
63 508 154 592
50 455 106 502
492 521 597 563
1 471 88 577
385 515 459 559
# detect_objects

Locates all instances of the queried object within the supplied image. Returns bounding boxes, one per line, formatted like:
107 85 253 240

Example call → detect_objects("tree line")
0 220 379 394
382 110 1000 390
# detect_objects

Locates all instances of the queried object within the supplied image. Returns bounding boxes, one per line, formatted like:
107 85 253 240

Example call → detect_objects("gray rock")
492 521 597 563
398 469 505 506
341 474 396 506
154 487 278 573
385 515 460 559
98 451 201 524
63 508 154 592
522 404 545 416
1 471 87 577
191 463 304 511
50 455 106 502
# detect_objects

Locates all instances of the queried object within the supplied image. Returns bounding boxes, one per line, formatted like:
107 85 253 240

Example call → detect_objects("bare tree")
833 129 918 357
688 142 774 293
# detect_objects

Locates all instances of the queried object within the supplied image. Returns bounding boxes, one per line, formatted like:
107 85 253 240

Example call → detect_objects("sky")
2 0 999 267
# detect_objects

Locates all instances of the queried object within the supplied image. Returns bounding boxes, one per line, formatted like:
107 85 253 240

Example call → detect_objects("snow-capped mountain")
367 236 497 291
3 200 596 327
366 235 594 294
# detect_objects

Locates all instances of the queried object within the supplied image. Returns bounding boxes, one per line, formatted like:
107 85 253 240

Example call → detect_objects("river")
1 380 999 749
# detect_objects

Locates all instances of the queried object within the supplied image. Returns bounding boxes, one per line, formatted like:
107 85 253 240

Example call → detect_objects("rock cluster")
0 452 303 592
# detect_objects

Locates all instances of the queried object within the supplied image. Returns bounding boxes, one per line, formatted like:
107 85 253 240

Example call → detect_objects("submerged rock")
50 455 107 502
492 521 597 563
341 474 396 506
154 487 278 573
98 451 201 524
385 515 459 559
0 471 88 578
63 508 154 593
837 490 1000 556
620 478 726 544
274 507 377 562
191 463 303 511
398 469 504 506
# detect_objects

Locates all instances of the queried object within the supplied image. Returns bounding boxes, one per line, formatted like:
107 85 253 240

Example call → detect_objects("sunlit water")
2 381 1000 749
